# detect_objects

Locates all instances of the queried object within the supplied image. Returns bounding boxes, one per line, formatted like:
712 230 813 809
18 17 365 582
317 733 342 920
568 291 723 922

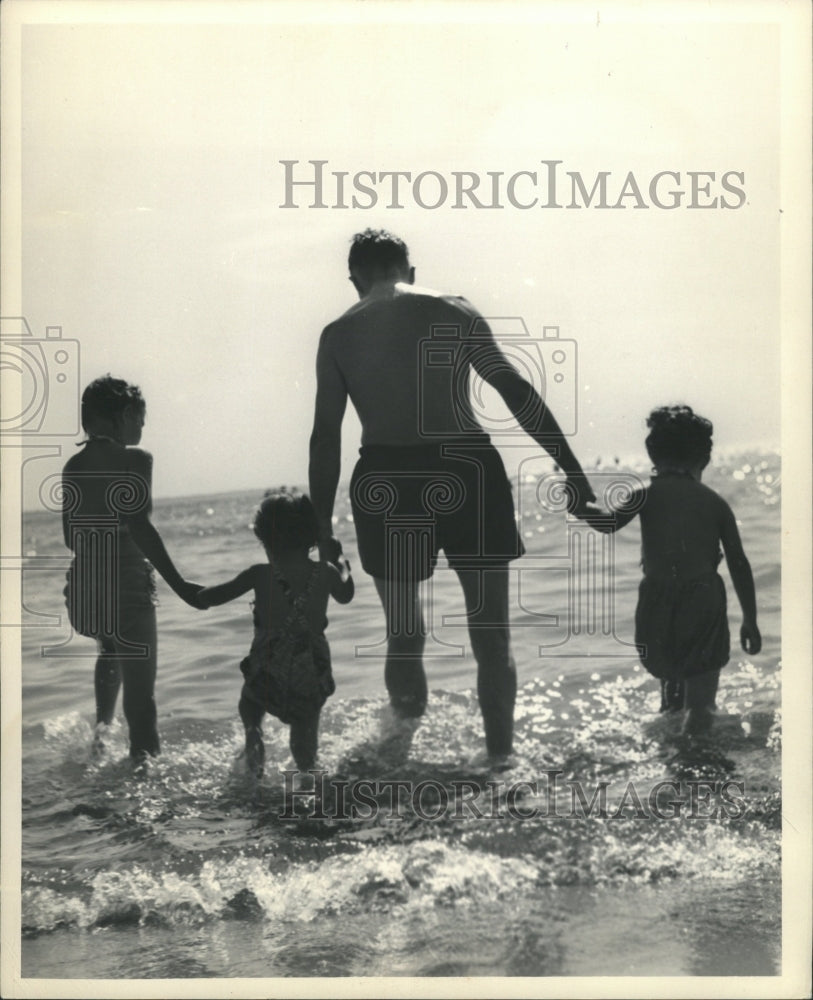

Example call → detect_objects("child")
62 375 202 760
574 405 761 734
196 490 354 776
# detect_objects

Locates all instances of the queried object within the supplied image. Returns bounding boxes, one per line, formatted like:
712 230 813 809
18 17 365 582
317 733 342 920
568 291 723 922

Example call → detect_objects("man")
309 229 594 760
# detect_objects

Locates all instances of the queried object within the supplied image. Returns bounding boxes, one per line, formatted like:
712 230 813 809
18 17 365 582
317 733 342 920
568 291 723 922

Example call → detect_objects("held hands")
740 621 762 656
177 580 206 609
318 534 344 564
320 535 352 576
334 554 352 578
564 472 597 514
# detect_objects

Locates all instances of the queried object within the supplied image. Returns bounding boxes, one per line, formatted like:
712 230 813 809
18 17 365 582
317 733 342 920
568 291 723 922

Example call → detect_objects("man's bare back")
317 282 483 447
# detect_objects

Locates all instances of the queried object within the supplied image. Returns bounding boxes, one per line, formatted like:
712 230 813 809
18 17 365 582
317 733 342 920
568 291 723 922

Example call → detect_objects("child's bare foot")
244 726 265 777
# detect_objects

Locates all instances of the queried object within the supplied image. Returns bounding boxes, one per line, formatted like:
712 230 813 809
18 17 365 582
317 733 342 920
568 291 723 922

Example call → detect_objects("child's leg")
95 641 122 725
238 687 265 775
117 606 160 759
289 710 320 772
660 678 685 712
682 670 720 735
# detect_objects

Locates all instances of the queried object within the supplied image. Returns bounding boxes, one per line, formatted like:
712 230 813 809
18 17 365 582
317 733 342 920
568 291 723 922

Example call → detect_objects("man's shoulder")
398 283 480 316
326 285 479 329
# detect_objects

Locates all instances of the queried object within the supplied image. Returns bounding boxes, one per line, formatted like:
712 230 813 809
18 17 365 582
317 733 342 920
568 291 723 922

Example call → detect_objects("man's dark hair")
348 228 410 277
645 404 713 471
81 375 145 433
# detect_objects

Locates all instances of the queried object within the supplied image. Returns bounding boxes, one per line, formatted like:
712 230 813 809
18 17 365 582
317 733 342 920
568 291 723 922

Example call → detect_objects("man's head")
348 228 414 296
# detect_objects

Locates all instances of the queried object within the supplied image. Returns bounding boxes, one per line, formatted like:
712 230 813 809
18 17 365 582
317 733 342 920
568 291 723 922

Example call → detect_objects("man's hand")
318 535 344 564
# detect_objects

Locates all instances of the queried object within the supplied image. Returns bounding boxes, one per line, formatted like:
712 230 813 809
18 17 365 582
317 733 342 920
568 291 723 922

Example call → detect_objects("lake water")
16 449 781 981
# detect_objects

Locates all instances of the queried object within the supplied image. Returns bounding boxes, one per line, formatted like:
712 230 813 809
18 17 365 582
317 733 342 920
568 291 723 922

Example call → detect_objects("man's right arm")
308 326 348 554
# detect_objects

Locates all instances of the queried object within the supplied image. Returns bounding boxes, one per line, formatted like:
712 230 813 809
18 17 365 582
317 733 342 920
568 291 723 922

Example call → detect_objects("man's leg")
373 576 427 718
454 565 516 757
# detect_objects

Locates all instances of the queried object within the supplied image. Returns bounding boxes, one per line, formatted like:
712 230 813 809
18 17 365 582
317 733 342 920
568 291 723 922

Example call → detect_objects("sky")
8 4 786 504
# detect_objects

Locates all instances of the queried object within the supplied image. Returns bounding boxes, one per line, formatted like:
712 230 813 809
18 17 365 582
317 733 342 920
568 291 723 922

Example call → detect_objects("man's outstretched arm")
468 323 595 506
309 327 348 554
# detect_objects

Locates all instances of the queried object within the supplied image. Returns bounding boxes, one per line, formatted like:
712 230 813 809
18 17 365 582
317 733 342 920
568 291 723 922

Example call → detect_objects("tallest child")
309 229 595 760
62 376 201 760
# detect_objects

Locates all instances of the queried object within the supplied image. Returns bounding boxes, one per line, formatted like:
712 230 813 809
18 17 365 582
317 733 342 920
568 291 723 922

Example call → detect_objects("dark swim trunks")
635 571 730 681
349 437 524 580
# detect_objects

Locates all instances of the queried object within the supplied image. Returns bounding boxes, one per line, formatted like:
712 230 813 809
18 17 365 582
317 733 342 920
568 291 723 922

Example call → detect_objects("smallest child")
196 491 354 775
575 405 761 734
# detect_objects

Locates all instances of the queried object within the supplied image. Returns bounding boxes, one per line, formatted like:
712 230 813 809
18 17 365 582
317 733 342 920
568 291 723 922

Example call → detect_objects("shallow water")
17 451 782 979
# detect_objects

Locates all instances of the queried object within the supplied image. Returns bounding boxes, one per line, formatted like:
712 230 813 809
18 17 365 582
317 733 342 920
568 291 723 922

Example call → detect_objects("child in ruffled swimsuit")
62 375 202 760
196 491 354 776
574 405 761 735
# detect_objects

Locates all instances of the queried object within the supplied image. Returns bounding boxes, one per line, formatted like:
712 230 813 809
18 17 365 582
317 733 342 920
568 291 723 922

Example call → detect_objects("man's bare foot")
91 722 112 758
467 750 517 773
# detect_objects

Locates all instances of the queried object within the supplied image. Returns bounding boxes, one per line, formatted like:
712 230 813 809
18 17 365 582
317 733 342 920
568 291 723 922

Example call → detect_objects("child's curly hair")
253 489 319 556
645 405 713 472
81 375 145 433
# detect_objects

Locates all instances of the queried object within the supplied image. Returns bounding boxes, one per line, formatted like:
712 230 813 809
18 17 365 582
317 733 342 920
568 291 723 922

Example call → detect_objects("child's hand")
740 621 762 655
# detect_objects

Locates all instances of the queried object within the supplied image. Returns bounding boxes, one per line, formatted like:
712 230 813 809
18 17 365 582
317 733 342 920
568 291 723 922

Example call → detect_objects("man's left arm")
309 327 348 557
468 320 596 507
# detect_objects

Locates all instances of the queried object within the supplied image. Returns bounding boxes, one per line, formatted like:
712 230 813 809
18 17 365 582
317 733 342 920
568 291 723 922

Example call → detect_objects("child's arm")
325 557 354 604
719 501 761 654
123 450 202 606
196 566 259 609
572 489 645 534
